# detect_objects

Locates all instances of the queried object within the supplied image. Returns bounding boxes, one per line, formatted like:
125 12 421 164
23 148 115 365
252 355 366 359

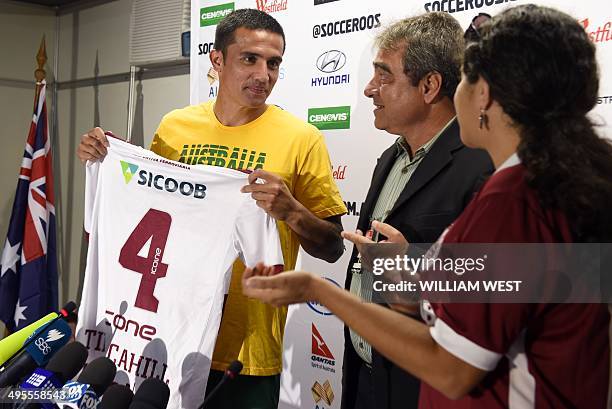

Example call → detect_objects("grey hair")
375 12 464 97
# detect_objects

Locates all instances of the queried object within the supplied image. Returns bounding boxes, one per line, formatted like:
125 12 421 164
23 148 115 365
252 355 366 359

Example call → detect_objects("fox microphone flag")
0 78 58 331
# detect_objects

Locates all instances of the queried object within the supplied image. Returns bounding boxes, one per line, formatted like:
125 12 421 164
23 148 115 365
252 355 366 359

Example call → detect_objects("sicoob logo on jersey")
120 160 207 199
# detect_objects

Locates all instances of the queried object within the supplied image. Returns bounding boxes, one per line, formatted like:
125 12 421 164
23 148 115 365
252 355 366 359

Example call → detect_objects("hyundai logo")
316 50 346 73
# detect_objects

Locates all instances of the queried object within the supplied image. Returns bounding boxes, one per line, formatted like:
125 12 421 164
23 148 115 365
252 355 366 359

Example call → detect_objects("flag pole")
0 34 57 338
2 37 48 340
34 36 47 107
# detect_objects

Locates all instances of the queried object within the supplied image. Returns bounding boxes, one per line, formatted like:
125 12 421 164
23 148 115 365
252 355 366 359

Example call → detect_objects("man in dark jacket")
342 12 493 409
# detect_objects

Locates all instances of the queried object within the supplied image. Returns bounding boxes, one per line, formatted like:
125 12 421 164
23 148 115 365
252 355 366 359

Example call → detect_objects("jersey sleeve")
84 160 101 234
293 129 347 219
422 192 535 371
425 302 531 371
232 198 285 270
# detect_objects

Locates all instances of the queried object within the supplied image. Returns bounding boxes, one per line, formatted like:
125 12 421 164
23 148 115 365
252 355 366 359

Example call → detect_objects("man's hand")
241 169 300 221
77 127 110 164
341 222 409 277
341 221 408 251
342 221 416 314
242 262 317 307
241 169 344 263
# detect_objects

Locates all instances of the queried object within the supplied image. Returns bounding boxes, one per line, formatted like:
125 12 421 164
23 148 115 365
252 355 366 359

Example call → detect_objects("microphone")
0 318 72 387
0 313 57 366
14 342 88 409
98 384 134 409
0 302 77 369
197 360 243 409
128 378 170 409
45 342 89 383
61 356 117 408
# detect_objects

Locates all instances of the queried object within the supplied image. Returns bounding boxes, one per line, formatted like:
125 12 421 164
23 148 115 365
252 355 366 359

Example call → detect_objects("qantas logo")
121 161 139 184
312 324 334 359
311 324 336 373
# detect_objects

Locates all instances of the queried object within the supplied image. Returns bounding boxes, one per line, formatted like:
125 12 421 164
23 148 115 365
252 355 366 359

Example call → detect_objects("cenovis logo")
308 106 350 130
200 2 235 27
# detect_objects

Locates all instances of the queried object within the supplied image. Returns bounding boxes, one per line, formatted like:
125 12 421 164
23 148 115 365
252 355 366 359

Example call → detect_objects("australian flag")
0 80 58 331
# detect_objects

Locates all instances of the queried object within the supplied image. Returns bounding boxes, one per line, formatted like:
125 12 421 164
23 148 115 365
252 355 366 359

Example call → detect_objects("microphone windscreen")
99 384 134 409
0 312 57 366
61 302 77 315
130 378 170 409
227 360 243 376
77 357 117 395
25 318 72 366
45 342 88 382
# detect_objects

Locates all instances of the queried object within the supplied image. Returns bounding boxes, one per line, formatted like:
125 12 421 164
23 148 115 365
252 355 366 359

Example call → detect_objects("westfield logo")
580 18 612 43
256 0 287 13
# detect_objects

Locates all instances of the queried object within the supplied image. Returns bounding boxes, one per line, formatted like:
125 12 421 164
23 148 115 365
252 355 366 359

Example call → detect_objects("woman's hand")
242 262 319 307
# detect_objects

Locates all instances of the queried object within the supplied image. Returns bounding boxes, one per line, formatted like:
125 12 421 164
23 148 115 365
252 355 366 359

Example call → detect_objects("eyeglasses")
464 13 492 41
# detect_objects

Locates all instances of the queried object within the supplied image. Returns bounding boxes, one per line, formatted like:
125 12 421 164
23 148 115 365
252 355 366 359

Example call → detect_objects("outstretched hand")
242 262 317 307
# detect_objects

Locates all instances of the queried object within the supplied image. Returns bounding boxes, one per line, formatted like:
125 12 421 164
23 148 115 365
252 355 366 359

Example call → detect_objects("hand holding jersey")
241 169 301 222
77 127 109 164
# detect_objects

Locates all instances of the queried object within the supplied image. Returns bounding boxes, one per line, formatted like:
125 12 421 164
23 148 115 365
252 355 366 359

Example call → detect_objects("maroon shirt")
419 161 610 409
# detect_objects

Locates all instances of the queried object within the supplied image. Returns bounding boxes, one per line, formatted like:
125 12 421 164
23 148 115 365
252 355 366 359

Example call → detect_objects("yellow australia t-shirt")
150 100 347 375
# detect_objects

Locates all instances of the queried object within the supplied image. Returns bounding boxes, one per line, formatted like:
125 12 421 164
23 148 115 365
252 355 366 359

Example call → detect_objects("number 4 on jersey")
119 209 172 312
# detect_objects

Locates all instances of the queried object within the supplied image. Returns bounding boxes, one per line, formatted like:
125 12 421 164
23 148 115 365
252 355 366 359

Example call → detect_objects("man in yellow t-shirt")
77 8 346 409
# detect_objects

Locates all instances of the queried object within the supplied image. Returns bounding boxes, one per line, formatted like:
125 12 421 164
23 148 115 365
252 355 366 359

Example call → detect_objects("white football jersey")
77 138 284 408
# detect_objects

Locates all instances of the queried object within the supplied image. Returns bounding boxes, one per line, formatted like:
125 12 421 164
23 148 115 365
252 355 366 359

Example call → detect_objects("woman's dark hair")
463 4 612 241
